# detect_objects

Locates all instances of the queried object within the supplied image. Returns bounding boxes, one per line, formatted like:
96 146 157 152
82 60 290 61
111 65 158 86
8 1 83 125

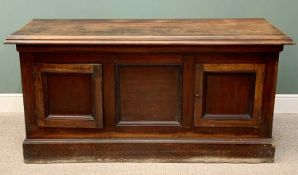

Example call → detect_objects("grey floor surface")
0 113 297 175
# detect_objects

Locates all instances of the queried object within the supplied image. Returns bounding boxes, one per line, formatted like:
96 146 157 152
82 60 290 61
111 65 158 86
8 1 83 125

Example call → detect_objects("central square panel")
116 65 182 126
46 73 93 115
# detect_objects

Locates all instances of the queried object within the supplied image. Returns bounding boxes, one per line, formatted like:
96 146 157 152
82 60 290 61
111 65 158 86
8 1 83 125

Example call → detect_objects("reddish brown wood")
19 53 37 137
46 73 92 115
16 45 285 53
181 56 195 128
102 62 116 129
23 138 275 163
205 74 253 115
116 65 182 126
194 64 265 127
4 19 294 163
33 64 103 128
5 19 294 45
260 54 280 137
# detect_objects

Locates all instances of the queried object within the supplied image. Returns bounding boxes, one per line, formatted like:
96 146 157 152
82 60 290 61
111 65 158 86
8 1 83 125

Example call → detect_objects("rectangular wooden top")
5 19 294 45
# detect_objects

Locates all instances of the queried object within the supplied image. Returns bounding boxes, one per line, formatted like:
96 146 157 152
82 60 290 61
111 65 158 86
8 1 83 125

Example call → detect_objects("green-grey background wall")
0 0 297 93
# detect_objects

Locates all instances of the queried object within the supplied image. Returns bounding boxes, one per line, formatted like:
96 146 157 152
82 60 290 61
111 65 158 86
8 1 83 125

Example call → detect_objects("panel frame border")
33 63 103 128
194 63 265 127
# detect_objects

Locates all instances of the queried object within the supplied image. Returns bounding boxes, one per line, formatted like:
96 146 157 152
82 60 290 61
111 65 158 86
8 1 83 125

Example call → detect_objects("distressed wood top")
5 19 294 45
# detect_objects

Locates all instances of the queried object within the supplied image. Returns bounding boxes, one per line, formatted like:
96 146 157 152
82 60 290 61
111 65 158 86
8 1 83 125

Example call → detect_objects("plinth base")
23 138 275 163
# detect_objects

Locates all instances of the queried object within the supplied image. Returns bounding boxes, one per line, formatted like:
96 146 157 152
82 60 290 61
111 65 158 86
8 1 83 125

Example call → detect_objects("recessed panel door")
194 64 265 127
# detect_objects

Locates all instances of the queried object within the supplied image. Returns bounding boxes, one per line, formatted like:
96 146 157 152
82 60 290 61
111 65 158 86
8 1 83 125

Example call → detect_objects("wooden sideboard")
5 19 294 163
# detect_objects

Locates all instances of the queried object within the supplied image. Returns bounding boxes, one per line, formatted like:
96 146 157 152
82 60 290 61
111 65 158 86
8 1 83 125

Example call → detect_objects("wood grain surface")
5 19 294 45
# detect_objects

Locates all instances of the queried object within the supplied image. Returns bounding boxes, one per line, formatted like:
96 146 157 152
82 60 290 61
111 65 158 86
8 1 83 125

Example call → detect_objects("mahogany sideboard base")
18 44 281 164
23 138 274 163
5 19 294 164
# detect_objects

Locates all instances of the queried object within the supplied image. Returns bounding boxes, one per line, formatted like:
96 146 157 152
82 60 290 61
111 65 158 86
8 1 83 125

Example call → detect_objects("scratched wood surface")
5 19 294 45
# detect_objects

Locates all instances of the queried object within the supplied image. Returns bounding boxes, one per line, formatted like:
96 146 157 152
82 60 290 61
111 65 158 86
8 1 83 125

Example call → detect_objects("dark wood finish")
46 73 92 115
33 64 103 128
5 19 294 163
16 45 285 53
23 138 275 163
19 53 37 137
116 64 182 126
205 74 254 116
5 19 294 45
261 54 280 137
194 64 265 127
